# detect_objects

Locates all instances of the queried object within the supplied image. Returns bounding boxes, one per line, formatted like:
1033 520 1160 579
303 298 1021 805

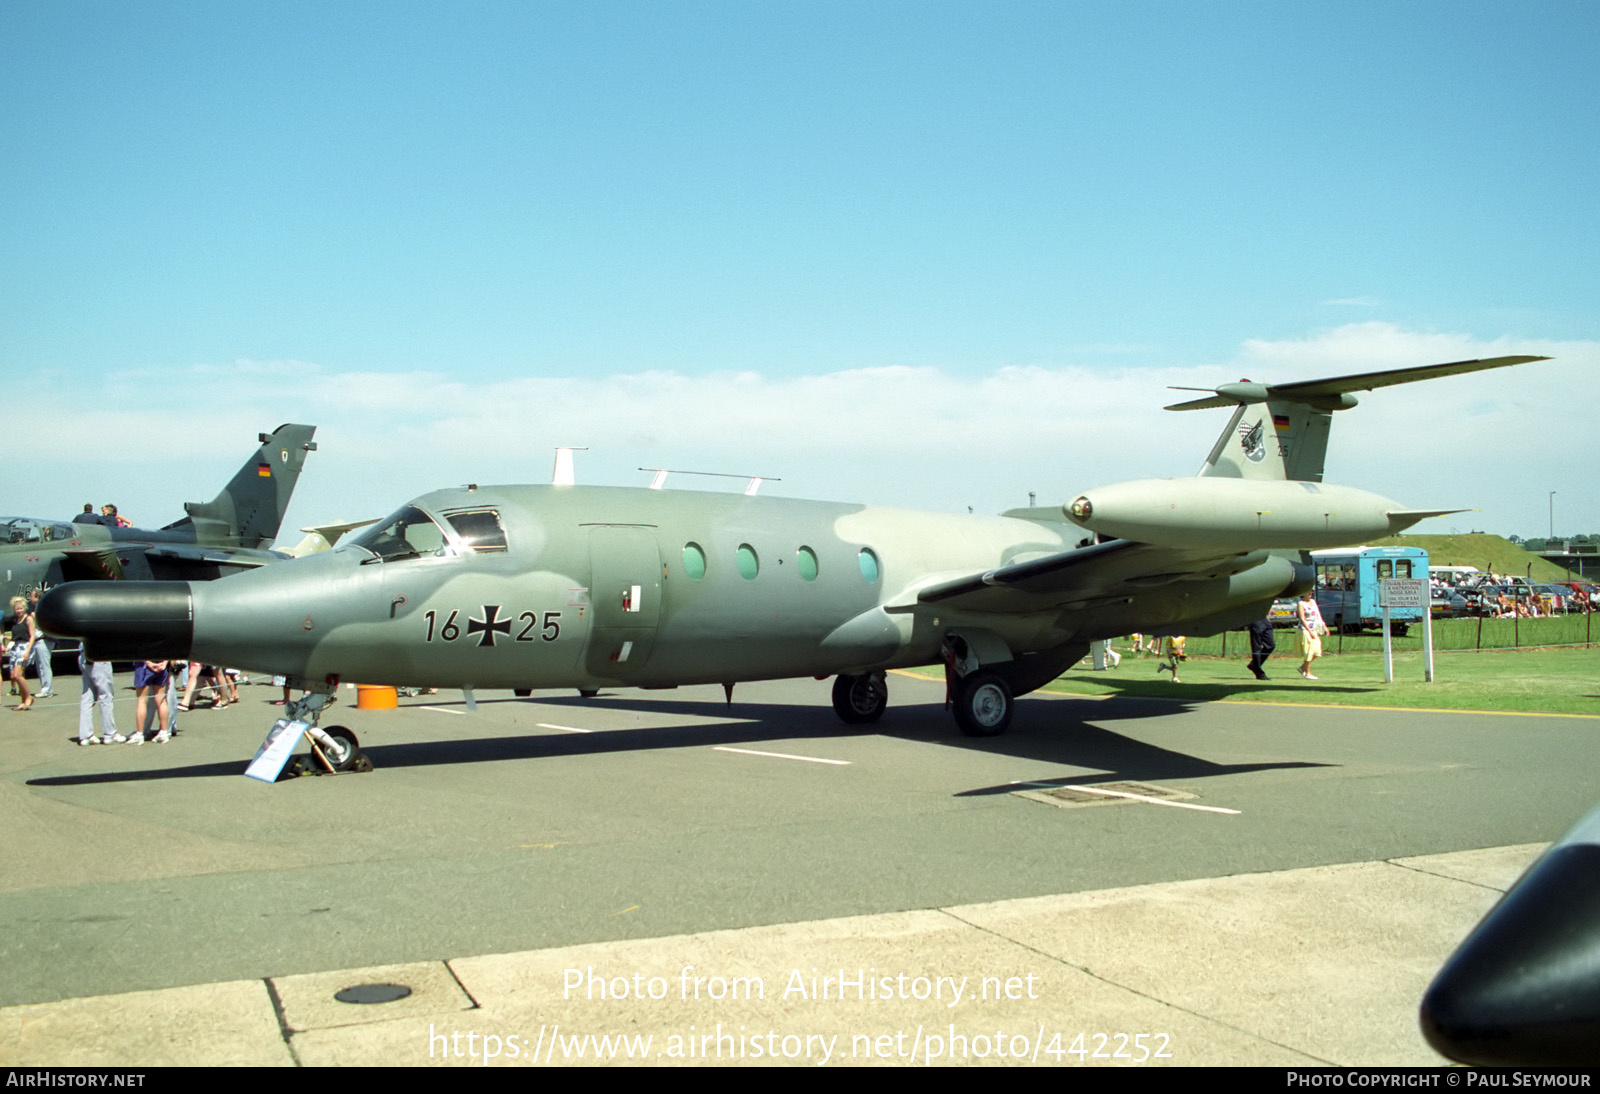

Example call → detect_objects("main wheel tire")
953 670 1012 737
578 689 599 698
319 725 364 772
831 673 887 724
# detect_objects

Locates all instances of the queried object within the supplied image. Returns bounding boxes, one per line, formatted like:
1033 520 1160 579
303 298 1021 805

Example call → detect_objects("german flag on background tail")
257 463 272 478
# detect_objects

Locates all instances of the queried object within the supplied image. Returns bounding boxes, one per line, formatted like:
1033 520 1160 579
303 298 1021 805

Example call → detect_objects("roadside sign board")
1378 578 1433 684
1379 578 1428 609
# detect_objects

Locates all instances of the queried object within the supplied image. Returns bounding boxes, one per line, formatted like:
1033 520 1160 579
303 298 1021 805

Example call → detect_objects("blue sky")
4 1 1596 540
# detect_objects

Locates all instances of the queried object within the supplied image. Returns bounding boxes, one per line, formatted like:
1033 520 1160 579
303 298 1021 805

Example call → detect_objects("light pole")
1550 491 1557 540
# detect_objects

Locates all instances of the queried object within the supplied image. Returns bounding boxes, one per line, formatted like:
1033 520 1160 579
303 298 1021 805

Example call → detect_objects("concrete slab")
270 960 476 1034
945 854 1533 1066
292 908 1314 1066
0 979 291 1067
1391 843 1545 891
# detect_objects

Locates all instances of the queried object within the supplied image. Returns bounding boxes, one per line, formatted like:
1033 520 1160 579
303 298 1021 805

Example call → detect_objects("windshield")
0 518 41 544
0 517 74 544
345 505 454 563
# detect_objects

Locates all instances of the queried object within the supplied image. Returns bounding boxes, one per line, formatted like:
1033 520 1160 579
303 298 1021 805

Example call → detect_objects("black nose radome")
37 582 195 662
1421 840 1600 1066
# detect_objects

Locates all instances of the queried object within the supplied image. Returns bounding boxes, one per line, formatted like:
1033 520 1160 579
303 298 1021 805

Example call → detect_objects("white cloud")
22 324 1597 541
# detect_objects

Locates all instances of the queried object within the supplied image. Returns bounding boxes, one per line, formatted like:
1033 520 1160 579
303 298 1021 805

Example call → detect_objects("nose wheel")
311 725 368 773
831 672 887 724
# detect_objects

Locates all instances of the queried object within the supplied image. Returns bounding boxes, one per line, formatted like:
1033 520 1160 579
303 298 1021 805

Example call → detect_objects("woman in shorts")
7 597 39 711
131 659 171 743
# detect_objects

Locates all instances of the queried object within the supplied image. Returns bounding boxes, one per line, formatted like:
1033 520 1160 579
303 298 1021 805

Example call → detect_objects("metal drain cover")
1016 780 1198 809
335 982 414 1005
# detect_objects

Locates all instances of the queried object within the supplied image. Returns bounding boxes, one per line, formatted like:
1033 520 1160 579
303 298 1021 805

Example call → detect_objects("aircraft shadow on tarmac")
1054 672 1379 705
27 687 1332 790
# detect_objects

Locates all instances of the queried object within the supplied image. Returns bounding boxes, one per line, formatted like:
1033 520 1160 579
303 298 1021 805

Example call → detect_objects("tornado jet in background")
3 424 318 606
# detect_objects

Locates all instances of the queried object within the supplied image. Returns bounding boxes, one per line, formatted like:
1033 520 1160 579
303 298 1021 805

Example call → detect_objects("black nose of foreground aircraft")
1420 804 1600 1066
38 581 195 662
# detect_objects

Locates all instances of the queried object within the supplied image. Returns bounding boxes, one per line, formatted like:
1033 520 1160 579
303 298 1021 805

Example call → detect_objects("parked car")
1431 587 1468 619
1268 598 1300 627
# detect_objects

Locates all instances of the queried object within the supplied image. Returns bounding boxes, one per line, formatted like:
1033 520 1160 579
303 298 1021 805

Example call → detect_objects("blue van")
1309 546 1429 635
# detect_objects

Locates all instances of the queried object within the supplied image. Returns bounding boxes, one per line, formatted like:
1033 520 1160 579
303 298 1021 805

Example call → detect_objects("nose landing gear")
831 672 888 724
248 685 373 781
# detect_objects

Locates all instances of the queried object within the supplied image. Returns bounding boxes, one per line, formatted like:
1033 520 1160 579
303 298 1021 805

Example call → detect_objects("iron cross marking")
468 605 512 647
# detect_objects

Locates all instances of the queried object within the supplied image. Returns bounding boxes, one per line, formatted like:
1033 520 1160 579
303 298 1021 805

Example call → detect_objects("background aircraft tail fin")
163 424 318 548
1169 355 1548 483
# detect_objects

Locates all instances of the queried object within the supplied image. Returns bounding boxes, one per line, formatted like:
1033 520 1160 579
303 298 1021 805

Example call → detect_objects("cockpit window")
0 518 43 545
443 509 508 553
347 505 454 563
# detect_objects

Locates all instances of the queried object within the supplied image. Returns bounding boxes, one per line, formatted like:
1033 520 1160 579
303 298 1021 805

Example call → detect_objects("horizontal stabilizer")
1384 508 1470 535
1387 508 1469 522
302 519 376 540
1166 355 1549 411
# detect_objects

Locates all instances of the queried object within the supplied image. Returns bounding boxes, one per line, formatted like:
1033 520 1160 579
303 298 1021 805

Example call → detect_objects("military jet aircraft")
2 423 318 605
39 356 1545 770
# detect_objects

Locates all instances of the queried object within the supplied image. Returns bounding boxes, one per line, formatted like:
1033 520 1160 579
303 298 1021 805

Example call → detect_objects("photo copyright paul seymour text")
1288 1074 1592 1087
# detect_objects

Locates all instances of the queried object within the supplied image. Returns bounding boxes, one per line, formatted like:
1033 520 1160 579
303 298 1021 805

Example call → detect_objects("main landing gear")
948 669 1013 737
828 665 1014 737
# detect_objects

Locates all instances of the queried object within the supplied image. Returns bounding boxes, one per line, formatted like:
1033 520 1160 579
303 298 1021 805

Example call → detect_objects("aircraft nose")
36 582 194 661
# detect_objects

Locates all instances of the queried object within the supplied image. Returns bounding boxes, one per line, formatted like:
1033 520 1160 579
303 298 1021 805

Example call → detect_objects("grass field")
1175 612 1597 656
1045 645 1600 717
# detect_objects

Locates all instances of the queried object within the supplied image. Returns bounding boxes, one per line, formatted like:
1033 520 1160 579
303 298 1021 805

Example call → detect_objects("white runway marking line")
1014 781 1241 815
420 706 466 716
537 723 594 734
713 746 850 766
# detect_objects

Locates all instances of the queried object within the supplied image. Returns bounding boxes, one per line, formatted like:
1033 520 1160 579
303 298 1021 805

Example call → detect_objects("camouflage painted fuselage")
173 482 1293 692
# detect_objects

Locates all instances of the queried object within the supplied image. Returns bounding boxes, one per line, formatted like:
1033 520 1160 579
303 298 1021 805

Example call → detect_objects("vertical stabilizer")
164 425 319 547
1195 402 1283 481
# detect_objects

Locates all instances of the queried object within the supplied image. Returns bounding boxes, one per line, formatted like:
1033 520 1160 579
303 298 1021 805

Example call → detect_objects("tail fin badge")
1239 420 1266 463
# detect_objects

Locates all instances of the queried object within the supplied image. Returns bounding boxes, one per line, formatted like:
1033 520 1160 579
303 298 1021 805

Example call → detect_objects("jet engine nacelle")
1064 478 1434 551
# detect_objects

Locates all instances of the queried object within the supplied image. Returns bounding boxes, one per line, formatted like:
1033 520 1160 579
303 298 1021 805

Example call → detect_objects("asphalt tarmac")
2 665 1595 1066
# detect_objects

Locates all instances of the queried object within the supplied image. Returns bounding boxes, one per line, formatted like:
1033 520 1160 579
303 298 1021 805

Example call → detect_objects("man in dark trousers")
1246 617 1276 680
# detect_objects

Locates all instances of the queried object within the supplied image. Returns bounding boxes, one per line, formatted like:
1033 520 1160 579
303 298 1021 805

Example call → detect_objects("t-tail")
160 424 319 548
1168 355 1549 483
